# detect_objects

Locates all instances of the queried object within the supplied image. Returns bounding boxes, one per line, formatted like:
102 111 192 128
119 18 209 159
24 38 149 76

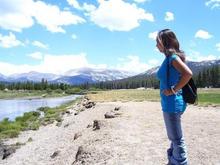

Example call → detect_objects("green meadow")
87 88 220 106
0 88 84 99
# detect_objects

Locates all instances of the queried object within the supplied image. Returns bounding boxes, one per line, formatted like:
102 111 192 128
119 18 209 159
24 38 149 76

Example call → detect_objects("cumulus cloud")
27 52 43 60
115 55 158 73
67 0 96 12
148 31 158 40
187 50 219 61
33 1 85 33
82 3 97 12
164 12 174 21
134 0 149 3
88 0 154 31
0 53 90 75
67 0 81 10
195 30 213 39
0 53 160 76
205 0 220 9
0 0 85 33
0 32 23 48
32 41 48 49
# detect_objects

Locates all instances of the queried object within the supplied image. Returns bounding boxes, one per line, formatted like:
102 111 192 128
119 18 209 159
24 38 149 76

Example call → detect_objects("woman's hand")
163 89 174 96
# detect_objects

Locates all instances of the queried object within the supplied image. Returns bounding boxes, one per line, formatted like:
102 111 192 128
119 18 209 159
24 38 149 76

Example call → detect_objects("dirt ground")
1 101 220 165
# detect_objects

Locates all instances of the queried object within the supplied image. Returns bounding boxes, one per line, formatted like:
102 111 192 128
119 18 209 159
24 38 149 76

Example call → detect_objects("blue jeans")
163 112 188 165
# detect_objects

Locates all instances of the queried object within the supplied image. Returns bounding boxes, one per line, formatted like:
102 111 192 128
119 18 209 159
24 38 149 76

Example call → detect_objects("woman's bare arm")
163 57 192 96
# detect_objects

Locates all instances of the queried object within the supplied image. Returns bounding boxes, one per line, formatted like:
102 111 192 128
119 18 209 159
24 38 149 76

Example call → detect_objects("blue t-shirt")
157 54 186 113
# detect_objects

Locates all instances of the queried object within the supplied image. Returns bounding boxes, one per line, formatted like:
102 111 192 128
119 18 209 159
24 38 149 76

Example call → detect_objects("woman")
156 29 192 165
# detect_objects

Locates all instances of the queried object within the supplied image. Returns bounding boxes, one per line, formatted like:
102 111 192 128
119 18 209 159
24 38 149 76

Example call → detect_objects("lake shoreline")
0 95 83 140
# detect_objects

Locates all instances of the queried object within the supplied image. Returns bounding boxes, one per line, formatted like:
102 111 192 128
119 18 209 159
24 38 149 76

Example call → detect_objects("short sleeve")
169 54 179 65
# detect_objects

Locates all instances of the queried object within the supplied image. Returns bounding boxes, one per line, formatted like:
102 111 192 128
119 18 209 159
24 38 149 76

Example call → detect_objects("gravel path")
1 101 220 165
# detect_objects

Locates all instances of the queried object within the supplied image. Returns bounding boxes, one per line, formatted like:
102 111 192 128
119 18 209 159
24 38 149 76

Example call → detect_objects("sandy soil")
0 101 220 165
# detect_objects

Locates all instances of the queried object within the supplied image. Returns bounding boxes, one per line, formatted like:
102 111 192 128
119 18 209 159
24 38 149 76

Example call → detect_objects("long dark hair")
157 29 186 62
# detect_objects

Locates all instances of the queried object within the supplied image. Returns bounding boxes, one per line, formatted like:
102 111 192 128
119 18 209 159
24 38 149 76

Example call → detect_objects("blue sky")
0 0 220 76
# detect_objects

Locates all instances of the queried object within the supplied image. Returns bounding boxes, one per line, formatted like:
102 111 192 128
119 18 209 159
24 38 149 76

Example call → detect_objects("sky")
0 0 220 76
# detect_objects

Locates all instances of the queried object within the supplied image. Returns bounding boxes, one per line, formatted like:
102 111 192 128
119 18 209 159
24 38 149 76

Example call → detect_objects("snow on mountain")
8 71 60 82
1 59 219 84
64 67 135 82
0 73 7 82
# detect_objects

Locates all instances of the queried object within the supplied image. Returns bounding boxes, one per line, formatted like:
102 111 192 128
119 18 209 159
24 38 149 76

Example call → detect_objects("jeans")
163 112 188 165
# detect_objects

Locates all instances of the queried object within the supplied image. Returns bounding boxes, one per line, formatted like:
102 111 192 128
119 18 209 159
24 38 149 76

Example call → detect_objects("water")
0 95 81 121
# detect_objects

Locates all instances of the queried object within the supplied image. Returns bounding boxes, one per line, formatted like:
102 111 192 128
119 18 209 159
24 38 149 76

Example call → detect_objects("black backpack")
167 57 198 104
182 78 197 104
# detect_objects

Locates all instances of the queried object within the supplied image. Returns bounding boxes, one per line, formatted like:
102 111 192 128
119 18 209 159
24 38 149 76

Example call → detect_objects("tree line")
83 65 220 89
0 78 70 91
0 65 219 91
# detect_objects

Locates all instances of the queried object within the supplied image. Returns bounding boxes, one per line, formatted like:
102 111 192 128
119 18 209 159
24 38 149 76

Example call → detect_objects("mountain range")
0 59 219 85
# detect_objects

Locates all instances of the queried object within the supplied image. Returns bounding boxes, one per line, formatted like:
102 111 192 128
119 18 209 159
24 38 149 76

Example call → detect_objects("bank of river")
0 95 81 121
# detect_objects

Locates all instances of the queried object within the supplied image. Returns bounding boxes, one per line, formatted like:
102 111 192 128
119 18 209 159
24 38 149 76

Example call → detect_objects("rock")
72 146 91 164
27 137 33 142
0 143 16 160
84 96 89 100
74 133 82 140
56 122 62 127
114 106 120 111
87 124 92 128
64 123 69 128
80 107 85 112
74 112 79 116
85 103 93 109
50 150 60 159
65 110 71 114
104 112 115 119
93 120 101 130
0 143 4 159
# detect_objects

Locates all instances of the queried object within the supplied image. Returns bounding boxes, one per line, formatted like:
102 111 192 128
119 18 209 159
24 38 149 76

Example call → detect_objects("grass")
197 88 220 106
0 88 85 99
0 97 82 140
87 88 220 106
87 89 160 102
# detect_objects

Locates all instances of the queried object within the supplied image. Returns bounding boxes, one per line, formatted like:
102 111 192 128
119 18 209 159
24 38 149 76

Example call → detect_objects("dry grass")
87 89 160 102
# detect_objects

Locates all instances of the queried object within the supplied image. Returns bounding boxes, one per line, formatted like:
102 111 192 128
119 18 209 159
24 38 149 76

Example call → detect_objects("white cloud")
115 55 157 73
67 0 96 12
195 30 213 39
0 53 90 75
33 1 85 33
148 31 158 40
187 50 219 61
82 3 97 12
71 34 77 39
89 0 154 31
148 59 159 65
205 0 220 9
0 53 160 76
134 0 149 3
0 0 35 32
32 41 48 49
0 0 85 33
67 0 81 10
216 42 220 51
164 12 174 21
27 52 43 60
0 32 23 48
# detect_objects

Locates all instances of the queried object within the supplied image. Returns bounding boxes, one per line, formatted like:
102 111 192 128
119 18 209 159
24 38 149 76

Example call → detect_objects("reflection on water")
0 95 81 121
